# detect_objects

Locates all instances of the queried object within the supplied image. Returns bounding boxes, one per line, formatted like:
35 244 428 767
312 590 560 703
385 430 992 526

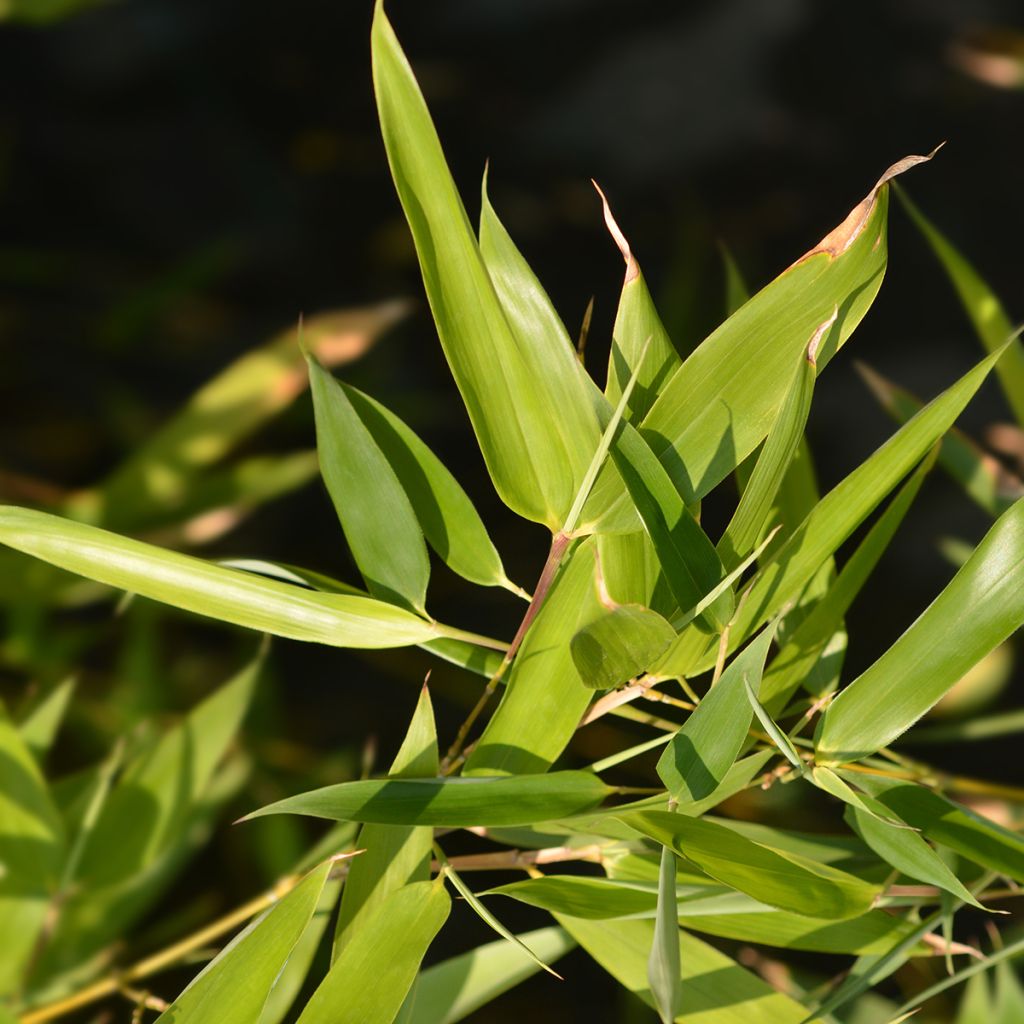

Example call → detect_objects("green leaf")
307 354 430 613
817 495 1024 763
396 926 576 1024
619 810 879 920
758 453 930 717
0 506 441 649
16 675 76 760
657 623 776 801
857 361 1024 517
340 382 516 592
0 707 64 996
560 916 816 1022
720 243 750 318
732 342 1009 662
719 350 817 567
571 603 677 689
597 186 682 423
372 4 600 529
649 843 683 1023
852 777 1024 882
154 859 332 1024
957 972 994 1024
258 878 343 1024
244 770 611 827
334 685 437 959
586 156 933 528
744 672 803 771
843 804 982 908
897 186 1024 423
484 876 662 919
297 879 450 1024
442 860 561 978
463 537 606 777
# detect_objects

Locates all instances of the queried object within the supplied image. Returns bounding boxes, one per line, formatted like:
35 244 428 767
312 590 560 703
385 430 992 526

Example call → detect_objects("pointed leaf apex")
592 179 640 284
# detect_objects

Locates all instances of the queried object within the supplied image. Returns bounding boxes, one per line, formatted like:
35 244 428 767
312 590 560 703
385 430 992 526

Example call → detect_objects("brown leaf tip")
592 179 640 284
797 145 944 265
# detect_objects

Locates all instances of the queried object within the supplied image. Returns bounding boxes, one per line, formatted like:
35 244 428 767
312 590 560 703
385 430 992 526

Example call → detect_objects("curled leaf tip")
797 148 941 265
592 179 640 284
806 305 839 366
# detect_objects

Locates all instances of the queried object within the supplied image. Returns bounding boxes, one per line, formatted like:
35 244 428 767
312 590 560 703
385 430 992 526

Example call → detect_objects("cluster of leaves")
3 3 1024 1022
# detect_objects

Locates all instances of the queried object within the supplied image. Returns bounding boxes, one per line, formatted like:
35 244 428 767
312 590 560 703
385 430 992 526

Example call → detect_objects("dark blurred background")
2 0 1024 1019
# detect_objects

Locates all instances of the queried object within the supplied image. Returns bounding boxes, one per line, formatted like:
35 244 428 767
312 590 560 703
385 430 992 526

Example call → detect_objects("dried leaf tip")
798 145 945 264
592 179 640 284
806 305 839 367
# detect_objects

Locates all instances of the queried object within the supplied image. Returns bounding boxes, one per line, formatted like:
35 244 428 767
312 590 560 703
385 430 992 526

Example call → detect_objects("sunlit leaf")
649 841 683 1023
0 507 442 649
154 860 332 1024
308 353 430 613
244 770 612 827
16 675 75 760
818 495 1024 763
296 879 450 1024
571 603 677 690
657 623 776 801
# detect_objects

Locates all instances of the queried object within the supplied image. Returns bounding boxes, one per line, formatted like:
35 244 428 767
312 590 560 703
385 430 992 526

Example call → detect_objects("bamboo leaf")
843 804 983 908
0 506 441 649
297 879 450 1024
596 185 682 423
619 810 879 920
442 861 562 978
16 675 76 760
719 350 817 567
852 777 1024 882
463 538 606 777
657 623 776 801
758 454 930 717
308 353 430 613
243 771 612 827
372 4 600 528
817 495 1024 763
334 685 437 959
340 382 516 591
396 927 576 1024
154 860 332 1024
745 675 803 770
897 186 1024 423
732 342 1010 662
649 842 683 1023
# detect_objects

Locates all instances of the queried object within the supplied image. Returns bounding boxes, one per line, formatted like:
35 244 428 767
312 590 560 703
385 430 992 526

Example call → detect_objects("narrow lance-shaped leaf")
17 675 76 760
744 673 803 771
842 804 983 908
728 340 1011 665
243 770 612 827
649 841 682 1024
897 185 1024 423
334 684 438 959
851 776 1024 883
0 506 441 649
441 860 562 978
340 382 518 592
297 879 450 1024
620 810 879 920
585 153 936 528
758 450 932 716
657 622 776 801
817 494 1024 763
372 4 600 528
857 359 1024 517
307 353 430 613
154 859 332 1024
596 184 682 423
719 338 819 568
571 600 676 690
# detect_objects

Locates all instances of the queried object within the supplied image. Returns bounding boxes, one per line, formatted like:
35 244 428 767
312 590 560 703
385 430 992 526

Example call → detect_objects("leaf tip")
592 179 640 284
